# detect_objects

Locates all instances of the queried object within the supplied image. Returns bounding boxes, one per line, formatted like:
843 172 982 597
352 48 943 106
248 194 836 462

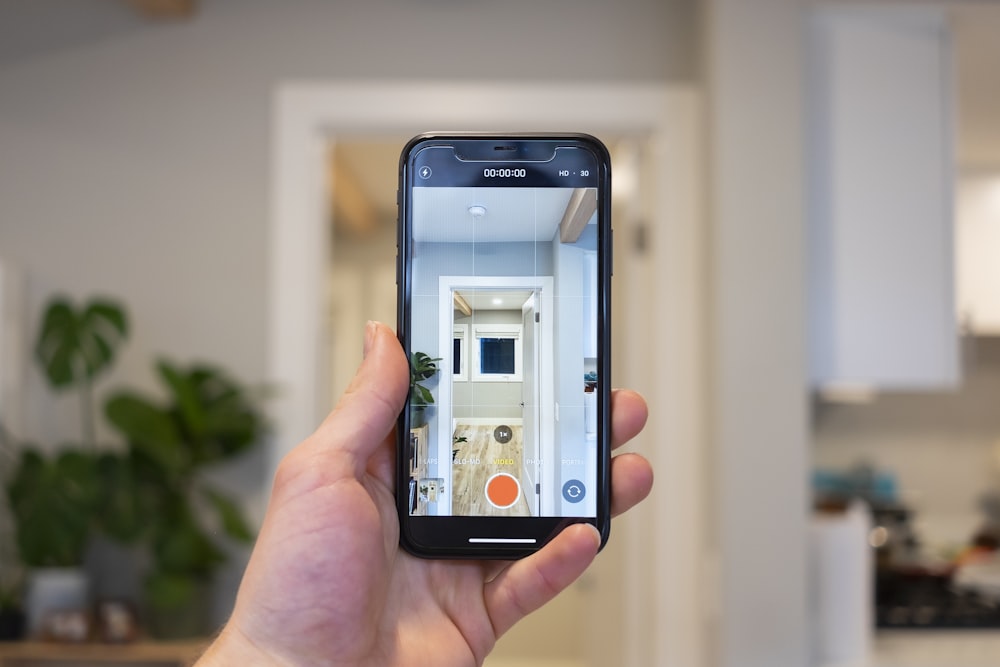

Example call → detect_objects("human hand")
197 321 653 667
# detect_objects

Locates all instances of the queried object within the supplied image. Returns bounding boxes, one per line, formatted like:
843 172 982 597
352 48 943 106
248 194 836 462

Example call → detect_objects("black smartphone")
396 133 612 559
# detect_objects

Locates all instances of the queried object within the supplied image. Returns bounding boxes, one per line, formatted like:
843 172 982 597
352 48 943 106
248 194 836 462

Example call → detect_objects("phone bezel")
396 133 612 559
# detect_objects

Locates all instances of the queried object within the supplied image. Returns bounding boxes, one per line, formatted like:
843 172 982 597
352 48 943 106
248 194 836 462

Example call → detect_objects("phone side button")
609 228 614 276
468 538 538 544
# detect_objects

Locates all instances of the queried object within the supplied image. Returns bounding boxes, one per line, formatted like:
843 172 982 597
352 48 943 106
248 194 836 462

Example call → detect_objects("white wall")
551 228 588 517
957 171 1000 334
705 0 811 665
0 0 694 446
813 336 1000 552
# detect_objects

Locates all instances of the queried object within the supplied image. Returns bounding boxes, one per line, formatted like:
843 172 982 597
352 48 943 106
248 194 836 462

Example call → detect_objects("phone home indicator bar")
468 538 538 544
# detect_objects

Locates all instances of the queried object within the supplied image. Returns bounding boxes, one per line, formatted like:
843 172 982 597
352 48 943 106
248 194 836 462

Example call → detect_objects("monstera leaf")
34 298 128 389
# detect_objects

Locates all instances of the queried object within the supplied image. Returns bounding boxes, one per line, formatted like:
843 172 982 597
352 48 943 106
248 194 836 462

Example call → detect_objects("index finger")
610 388 647 450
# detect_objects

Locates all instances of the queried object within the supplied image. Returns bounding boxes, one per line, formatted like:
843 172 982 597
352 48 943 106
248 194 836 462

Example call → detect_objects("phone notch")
453 139 557 162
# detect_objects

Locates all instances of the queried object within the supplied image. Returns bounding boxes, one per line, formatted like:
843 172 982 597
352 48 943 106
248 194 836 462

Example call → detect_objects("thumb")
312 321 409 475
484 523 601 638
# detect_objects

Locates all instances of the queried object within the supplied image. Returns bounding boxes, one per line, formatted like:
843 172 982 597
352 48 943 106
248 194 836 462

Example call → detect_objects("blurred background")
1 1 999 666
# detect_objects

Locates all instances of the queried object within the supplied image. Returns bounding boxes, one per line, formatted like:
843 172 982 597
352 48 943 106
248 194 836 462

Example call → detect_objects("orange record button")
485 473 521 509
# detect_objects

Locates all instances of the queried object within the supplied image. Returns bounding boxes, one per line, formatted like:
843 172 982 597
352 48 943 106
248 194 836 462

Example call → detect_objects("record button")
485 473 521 509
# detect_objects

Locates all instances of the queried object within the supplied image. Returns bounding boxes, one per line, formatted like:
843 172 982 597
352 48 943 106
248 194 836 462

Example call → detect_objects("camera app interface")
405 145 601 519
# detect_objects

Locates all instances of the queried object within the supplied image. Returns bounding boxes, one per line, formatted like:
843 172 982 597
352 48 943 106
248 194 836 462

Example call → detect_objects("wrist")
194 624 286 667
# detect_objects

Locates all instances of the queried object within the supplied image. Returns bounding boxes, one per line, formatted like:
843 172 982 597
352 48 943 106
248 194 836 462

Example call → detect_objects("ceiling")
332 139 607 240
326 6 1000 231
0 0 194 66
330 140 405 237
410 187 582 244
455 289 534 312
2 3 993 203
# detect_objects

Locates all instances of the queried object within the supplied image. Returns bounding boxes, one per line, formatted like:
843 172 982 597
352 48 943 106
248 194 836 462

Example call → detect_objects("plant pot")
411 407 427 428
25 567 88 638
0 608 26 640
143 576 213 640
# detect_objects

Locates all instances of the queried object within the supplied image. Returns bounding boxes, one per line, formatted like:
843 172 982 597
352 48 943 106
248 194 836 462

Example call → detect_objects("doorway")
439 277 554 517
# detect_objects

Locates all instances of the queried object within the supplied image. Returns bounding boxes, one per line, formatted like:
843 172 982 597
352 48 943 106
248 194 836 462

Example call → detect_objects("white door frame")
438 275 554 516
521 293 541 517
268 80 705 667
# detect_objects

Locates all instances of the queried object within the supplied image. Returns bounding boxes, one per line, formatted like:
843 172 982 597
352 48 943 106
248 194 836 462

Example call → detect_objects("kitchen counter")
825 631 1000 667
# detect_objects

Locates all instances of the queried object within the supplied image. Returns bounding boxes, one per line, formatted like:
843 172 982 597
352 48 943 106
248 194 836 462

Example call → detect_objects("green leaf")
6 449 100 566
202 488 254 542
105 394 187 474
411 352 441 381
409 352 440 408
145 571 198 611
55 451 102 507
35 301 77 388
156 360 206 441
94 453 147 543
83 301 128 339
151 504 224 574
412 383 434 406
34 298 128 390
97 357 266 589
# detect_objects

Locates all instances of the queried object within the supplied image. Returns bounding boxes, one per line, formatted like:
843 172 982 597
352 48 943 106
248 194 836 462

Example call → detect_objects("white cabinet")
808 8 959 389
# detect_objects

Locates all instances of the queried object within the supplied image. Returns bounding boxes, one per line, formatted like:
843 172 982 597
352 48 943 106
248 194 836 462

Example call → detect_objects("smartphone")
396 133 612 559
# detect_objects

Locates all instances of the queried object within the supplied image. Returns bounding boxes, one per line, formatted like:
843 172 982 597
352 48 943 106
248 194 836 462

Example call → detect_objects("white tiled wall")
813 336 1000 552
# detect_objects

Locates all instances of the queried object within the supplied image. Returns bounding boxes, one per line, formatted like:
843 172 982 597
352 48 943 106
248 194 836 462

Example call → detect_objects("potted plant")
104 359 267 639
5 449 105 636
409 352 440 428
2 297 128 636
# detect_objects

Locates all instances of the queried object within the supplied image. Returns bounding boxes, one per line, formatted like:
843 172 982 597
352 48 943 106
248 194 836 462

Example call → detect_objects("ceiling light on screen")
468 205 487 218
492 297 503 306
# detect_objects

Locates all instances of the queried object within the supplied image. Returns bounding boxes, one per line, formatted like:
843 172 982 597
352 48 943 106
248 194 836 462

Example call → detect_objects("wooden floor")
451 424 531 516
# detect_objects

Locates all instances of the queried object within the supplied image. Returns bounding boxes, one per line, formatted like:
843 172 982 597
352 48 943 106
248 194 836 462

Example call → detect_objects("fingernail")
583 523 602 550
363 321 377 358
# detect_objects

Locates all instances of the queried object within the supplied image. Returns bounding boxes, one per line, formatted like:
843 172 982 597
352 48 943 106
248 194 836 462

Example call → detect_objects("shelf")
0 639 207 667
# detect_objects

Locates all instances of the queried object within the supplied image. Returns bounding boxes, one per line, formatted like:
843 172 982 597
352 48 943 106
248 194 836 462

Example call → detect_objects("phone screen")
397 134 611 557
